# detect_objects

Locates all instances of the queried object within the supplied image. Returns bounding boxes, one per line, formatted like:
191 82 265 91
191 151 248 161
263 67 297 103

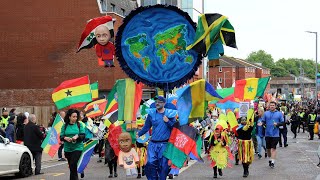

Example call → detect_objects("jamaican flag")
186 13 237 66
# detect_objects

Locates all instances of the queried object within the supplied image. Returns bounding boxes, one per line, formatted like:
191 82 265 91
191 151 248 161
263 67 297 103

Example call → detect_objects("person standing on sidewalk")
262 101 285 168
307 109 317 140
24 114 44 175
60 109 85 180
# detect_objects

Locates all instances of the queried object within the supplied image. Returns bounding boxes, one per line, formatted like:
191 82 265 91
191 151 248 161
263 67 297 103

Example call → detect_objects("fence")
1 106 56 127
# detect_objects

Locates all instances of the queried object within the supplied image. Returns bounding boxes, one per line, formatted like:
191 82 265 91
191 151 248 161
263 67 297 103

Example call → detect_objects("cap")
154 96 166 103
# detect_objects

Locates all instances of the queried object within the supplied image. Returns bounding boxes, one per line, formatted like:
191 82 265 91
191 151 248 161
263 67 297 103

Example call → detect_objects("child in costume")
118 132 139 177
236 116 254 178
208 125 232 178
94 24 115 67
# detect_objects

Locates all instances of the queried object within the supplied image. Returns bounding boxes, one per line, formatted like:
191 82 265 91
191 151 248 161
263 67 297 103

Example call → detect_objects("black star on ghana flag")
65 89 72 96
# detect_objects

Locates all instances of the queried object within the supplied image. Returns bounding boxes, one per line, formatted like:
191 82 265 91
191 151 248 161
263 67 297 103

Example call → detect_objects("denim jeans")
256 135 266 155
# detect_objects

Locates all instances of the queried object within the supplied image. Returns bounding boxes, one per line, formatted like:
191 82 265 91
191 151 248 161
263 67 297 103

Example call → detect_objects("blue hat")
154 96 166 103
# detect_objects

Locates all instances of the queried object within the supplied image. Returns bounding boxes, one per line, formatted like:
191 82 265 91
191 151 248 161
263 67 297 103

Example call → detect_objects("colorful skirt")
238 139 254 164
136 147 147 167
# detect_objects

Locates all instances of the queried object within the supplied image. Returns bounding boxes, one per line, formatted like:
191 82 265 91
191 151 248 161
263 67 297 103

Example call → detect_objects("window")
233 67 235 72
181 0 193 17
219 67 222 72
245 67 248 72
98 0 107 13
218 78 222 83
121 8 125 16
110 3 115 12
142 0 157 6
160 0 178 6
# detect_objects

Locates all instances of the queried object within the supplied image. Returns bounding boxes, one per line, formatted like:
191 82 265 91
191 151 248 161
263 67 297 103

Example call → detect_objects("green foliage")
247 50 275 69
246 50 320 79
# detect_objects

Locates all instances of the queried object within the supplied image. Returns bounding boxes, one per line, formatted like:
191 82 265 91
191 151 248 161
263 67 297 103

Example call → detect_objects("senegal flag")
234 77 270 101
41 114 64 157
52 76 92 109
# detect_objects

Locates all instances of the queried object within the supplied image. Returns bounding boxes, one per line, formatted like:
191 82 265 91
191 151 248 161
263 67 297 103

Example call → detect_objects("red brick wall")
0 1 133 106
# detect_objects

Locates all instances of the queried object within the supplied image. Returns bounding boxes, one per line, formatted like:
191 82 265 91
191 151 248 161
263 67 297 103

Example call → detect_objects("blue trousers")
145 141 170 180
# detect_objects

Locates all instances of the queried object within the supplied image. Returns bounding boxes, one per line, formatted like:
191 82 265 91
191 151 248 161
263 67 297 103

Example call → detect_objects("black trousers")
308 125 314 140
98 139 104 158
65 150 82 180
291 123 299 138
31 151 42 174
58 143 64 158
279 128 287 146
298 121 305 133
108 157 117 175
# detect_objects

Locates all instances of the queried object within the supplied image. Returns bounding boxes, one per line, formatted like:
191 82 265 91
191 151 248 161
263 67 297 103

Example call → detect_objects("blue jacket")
262 110 284 137
138 109 176 141
5 122 15 142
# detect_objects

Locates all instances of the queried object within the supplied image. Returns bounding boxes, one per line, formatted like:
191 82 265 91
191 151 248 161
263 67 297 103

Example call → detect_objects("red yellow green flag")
41 114 64 157
52 76 92 109
234 77 270 101
116 78 143 122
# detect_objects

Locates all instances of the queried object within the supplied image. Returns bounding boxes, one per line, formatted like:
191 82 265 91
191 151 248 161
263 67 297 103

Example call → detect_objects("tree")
247 50 275 69
270 66 289 77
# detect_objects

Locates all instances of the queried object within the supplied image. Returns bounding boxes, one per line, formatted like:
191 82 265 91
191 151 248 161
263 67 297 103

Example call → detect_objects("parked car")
0 135 34 177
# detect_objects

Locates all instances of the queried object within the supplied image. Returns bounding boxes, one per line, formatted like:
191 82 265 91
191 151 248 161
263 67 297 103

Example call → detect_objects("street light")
224 71 230 88
306 31 318 100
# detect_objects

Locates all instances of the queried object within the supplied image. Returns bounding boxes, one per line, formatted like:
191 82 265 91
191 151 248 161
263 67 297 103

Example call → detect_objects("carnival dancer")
208 120 232 179
237 116 255 178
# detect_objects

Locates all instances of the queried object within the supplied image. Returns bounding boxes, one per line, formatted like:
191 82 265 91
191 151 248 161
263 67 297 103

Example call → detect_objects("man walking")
137 96 176 180
24 114 44 175
262 101 284 168
307 109 317 140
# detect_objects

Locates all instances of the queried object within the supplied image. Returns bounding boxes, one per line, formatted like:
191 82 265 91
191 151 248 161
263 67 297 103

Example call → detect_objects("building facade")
270 75 315 99
208 56 271 89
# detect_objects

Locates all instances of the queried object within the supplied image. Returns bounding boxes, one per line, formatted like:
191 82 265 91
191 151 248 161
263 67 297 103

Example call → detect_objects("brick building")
208 56 271 89
0 0 138 124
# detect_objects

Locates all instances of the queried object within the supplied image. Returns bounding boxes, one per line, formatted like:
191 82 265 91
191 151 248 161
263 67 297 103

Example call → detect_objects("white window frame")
219 67 222 72
233 67 235 72
97 0 107 14
218 78 222 83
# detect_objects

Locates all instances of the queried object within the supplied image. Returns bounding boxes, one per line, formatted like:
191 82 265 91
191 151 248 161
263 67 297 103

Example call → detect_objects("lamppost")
306 31 318 100
224 71 230 88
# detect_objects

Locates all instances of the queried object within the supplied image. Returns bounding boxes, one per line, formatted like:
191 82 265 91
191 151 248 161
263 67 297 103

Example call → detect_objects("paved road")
1 126 320 180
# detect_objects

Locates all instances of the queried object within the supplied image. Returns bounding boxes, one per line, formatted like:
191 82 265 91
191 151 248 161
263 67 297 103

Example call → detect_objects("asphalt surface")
1 126 320 180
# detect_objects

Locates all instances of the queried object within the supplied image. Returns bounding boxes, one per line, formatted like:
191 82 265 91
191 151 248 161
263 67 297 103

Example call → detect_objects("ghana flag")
41 114 64 157
234 77 270 101
69 82 99 108
52 76 92 109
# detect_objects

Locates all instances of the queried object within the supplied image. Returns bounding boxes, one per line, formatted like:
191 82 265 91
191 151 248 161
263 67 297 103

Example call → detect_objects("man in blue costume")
137 96 176 180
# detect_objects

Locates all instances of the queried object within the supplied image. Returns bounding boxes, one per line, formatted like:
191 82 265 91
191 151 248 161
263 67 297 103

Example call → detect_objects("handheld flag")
84 98 107 118
41 114 64 157
52 76 92 109
234 77 270 101
176 79 222 125
77 139 99 173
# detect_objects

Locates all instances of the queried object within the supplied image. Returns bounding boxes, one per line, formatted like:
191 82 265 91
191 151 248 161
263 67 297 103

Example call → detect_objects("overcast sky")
192 0 319 62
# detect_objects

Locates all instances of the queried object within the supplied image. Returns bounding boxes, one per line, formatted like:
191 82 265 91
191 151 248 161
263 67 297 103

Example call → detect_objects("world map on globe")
116 5 201 90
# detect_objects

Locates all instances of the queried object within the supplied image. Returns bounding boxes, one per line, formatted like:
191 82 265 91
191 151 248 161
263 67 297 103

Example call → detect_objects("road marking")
305 150 318 153
42 162 67 169
53 173 65 177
